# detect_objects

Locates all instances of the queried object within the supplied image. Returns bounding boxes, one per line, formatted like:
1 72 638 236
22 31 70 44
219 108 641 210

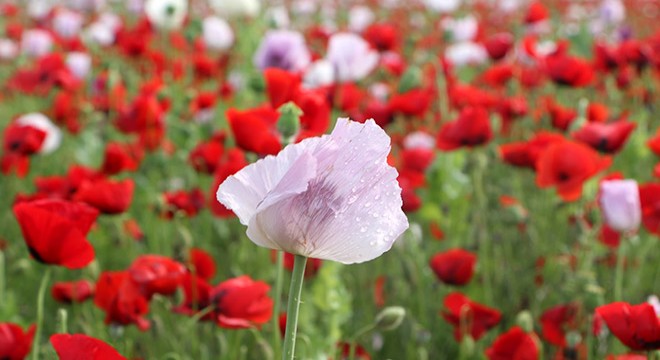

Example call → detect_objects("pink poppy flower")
217 119 408 264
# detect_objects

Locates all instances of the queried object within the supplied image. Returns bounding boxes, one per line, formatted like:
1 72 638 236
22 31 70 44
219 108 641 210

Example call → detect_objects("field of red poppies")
0 0 659 359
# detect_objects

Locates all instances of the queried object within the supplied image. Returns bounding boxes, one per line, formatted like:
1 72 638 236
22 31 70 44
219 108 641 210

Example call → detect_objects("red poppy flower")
400 147 435 173
649 133 660 158
51 280 94 304
388 88 433 117
50 334 126 360
485 326 540 360
441 292 502 341
25 165 99 201
52 91 82 134
0 323 35 360
397 170 425 213
437 107 493 151
540 303 580 347
227 106 281 155
3 123 46 156
337 83 366 113
189 248 217 281
525 2 549 24
189 132 226 174
481 63 514 87
162 189 205 219
497 96 528 133
174 274 214 320
100 142 142 176
430 249 477 286
7 54 75 95
484 33 514 61
500 132 565 170
536 140 612 201
449 85 498 110
599 225 621 248
1 123 47 177
572 120 636 153
211 276 273 329
74 178 134 215
363 23 399 52
639 183 660 235
596 302 660 351
264 68 301 108
594 42 621 72
545 53 594 88
295 88 331 140
189 92 217 122
587 103 610 123
545 99 577 131
94 271 150 331
115 93 167 151
13 199 98 269
129 255 187 299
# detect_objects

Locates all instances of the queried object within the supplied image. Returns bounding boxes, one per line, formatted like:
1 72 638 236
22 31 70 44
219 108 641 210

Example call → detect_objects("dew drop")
348 195 358 204
364 202 371 208
360 227 367 233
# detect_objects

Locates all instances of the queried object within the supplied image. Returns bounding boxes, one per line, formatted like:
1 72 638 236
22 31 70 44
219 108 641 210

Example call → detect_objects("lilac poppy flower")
599 179 641 233
217 118 408 264
253 30 311 72
326 33 379 82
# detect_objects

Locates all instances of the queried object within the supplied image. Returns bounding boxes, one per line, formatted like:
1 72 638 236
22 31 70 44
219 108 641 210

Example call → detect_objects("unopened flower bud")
277 102 302 144
459 335 475 357
374 306 406 331
516 310 534 333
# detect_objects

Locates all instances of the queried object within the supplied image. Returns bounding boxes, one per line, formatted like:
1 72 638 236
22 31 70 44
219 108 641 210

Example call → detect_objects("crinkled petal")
217 137 323 226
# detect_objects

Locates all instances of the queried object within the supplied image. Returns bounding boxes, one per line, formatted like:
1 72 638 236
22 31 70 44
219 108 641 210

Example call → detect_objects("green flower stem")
0 251 5 306
32 267 52 360
614 238 627 301
282 255 308 360
58 309 68 334
472 151 493 304
272 251 285 355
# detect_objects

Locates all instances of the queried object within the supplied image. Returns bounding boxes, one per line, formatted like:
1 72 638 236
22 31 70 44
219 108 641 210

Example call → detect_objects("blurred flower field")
0 0 659 359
